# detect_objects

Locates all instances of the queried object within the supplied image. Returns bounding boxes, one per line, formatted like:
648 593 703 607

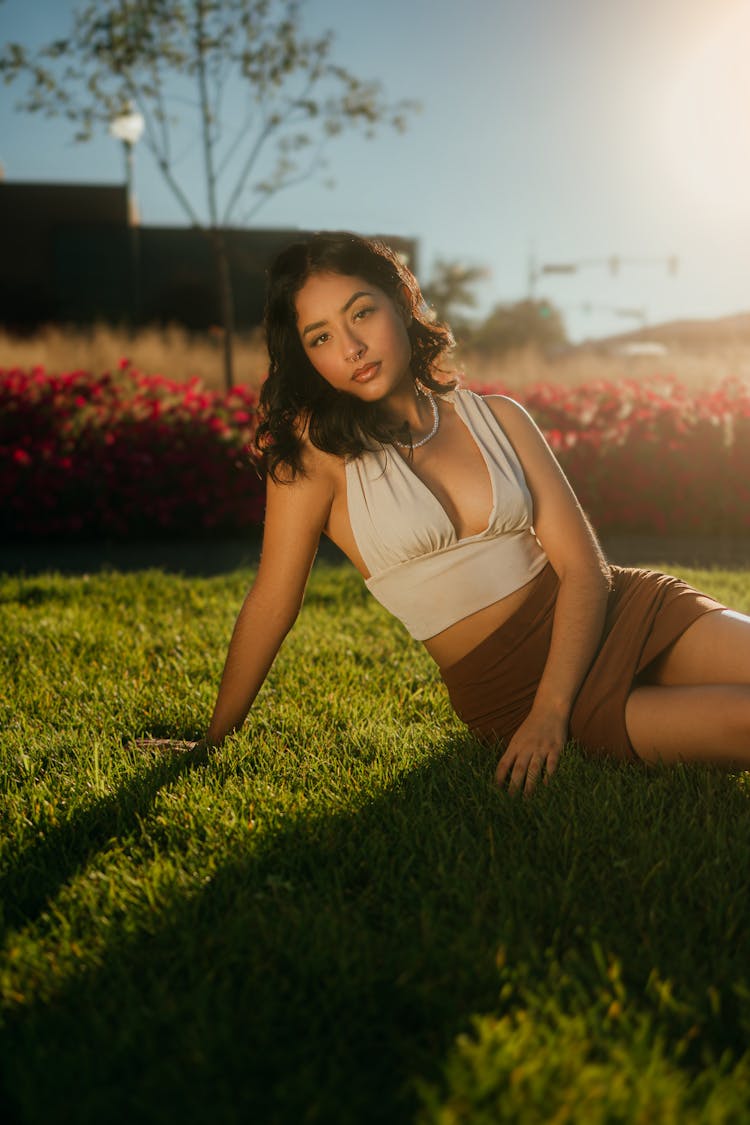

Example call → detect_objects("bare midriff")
422 566 550 671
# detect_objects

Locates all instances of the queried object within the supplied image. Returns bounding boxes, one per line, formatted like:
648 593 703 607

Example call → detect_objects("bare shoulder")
478 392 563 479
481 393 536 431
272 419 342 494
256 435 337 590
264 426 345 544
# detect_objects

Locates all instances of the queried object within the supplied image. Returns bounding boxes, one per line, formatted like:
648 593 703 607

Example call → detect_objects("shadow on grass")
1 534 348 578
0 748 205 935
2 743 750 1125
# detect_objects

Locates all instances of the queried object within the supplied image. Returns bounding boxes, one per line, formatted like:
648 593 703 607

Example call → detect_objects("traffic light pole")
528 252 679 296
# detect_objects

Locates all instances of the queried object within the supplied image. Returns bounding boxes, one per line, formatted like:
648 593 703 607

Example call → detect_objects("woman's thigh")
640 608 750 686
625 683 750 768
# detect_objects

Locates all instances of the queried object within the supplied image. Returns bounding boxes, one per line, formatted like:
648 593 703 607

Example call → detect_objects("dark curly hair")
255 231 456 481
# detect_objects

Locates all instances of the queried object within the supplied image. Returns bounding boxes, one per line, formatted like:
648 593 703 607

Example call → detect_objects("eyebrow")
301 290 374 337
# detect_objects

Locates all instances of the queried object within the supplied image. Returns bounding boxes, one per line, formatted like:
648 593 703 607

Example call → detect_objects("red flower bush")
470 373 750 536
1 365 749 540
0 363 264 539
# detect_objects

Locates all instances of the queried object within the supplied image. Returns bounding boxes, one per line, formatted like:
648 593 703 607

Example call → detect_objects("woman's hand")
494 708 568 796
129 738 212 762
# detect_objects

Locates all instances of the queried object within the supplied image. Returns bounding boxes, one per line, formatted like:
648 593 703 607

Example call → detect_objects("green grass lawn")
2 560 750 1124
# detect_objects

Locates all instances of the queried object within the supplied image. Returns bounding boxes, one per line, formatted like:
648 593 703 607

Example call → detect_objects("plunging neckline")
388 392 497 544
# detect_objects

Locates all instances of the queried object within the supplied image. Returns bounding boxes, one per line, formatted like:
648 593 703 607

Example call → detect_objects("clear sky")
1 0 749 341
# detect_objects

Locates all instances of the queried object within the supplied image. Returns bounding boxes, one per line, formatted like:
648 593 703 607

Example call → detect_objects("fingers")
544 748 561 782
128 738 213 768
495 746 536 794
129 738 201 754
506 754 543 797
494 750 511 788
495 746 561 797
495 749 531 794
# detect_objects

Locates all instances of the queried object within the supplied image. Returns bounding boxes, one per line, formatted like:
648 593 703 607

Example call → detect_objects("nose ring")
350 347 364 362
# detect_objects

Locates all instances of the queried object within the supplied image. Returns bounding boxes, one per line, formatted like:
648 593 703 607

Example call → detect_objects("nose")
343 329 365 362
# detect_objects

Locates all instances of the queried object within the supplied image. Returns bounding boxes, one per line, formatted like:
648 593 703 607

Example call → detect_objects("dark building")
0 180 418 333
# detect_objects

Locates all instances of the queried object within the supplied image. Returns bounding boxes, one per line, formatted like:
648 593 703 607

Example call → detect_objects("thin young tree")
0 0 416 388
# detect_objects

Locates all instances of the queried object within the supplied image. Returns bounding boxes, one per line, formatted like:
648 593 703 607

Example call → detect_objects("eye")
310 331 330 348
353 306 374 321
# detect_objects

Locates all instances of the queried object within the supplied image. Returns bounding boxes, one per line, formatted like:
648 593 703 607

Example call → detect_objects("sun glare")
660 3 750 220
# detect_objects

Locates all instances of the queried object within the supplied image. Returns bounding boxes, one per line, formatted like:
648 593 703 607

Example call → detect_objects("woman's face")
294 271 413 400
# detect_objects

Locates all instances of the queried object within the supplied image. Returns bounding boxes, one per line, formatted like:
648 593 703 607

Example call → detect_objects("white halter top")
345 389 548 639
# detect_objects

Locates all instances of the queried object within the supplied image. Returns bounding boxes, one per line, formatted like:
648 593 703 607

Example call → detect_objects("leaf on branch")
278 131 311 152
47 39 71 58
293 97 317 117
0 42 28 76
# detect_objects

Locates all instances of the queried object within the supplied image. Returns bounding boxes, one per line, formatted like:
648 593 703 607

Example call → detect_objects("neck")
381 381 428 431
391 388 441 451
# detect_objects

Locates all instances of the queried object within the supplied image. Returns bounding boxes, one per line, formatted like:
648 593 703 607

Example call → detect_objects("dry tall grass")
2 322 750 393
0 323 269 391
452 341 750 392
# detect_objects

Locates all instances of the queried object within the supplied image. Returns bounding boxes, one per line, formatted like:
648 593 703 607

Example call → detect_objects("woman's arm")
205 455 334 746
486 396 612 795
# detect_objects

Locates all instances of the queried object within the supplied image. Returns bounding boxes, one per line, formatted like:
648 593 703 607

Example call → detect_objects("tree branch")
221 115 276 225
221 68 319 224
239 135 328 224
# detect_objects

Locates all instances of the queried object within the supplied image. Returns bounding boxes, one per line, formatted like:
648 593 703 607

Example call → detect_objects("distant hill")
580 311 750 354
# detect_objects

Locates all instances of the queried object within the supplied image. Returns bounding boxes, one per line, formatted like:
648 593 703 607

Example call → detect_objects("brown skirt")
440 563 725 762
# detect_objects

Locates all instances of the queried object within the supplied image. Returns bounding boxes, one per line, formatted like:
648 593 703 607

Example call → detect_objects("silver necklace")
393 392 440 449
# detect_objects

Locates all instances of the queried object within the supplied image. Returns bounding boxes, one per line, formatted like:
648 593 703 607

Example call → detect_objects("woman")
203 231 750 796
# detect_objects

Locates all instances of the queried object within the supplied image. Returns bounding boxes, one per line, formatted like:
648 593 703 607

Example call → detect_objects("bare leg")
641 608 750 686
625 683 750 768
625 608 750 768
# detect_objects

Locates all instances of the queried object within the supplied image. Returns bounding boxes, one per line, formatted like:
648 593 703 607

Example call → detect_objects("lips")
352 361 381 383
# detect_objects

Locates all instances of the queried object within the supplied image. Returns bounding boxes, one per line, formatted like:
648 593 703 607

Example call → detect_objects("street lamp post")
109 106 145 329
